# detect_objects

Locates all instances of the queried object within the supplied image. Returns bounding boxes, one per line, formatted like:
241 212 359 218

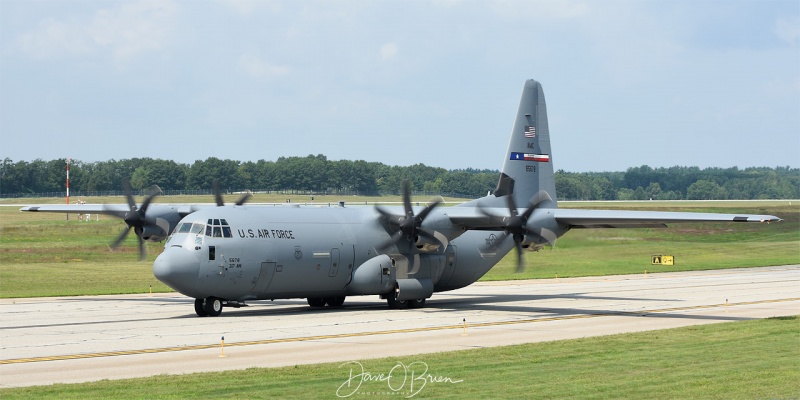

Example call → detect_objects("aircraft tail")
495 79 558 209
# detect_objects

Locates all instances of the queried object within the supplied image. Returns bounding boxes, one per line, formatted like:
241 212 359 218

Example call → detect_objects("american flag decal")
524 126 536 138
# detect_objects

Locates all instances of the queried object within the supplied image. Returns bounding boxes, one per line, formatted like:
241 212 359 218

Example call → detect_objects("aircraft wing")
551 208 781 229
444 206 780 231
20 204 131 218
19 204 209 220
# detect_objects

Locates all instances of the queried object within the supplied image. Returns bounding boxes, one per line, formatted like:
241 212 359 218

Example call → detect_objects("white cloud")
774 16 800 45
489 0 590 19
238 53 290 79
380 42 398 60
16 0 177 62
89 0 177 60
16 17 92 59
216 0 282 16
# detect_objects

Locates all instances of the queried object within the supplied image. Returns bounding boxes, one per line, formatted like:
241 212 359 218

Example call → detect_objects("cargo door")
251 262 276 295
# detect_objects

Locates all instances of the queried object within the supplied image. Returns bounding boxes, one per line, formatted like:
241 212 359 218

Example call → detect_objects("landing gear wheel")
325 296 346 307
203 297 223 317
386 295 409 309
307 297 326 307
194 298 208 317
408 298 426 309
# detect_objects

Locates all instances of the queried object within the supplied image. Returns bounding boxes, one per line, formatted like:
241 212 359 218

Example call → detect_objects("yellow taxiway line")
2 297 797 365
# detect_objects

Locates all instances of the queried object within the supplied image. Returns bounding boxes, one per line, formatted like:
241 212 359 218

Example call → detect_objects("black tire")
408 298 426 309
203 297 223 317
386 295 408 309
194 298 208 317
307 297 326 307
325 296 346 307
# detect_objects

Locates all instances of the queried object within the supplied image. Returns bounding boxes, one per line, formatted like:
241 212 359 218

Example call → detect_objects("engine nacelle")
413 234 446 252
415 213 460 252
521 211 563 250
140 225 168 242
347 254 395 295
395 278 434 301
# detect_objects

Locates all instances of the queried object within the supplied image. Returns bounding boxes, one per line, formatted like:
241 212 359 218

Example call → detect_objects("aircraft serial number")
237 229 296 239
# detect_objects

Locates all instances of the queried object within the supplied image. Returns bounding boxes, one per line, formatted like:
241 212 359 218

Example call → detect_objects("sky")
1 0 798 172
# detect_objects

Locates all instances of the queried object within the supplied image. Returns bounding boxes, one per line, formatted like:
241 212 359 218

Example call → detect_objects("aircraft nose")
153 247 200 296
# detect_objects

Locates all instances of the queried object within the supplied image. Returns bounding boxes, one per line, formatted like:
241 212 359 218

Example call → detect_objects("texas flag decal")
510 152 550 162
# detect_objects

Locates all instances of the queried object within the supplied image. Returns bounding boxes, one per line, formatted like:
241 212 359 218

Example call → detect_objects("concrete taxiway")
1 265 798 388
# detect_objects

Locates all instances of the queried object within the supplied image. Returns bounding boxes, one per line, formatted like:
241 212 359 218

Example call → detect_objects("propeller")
109 181 162 261
212 180 252 206
374 180 443 253
479 190 557 273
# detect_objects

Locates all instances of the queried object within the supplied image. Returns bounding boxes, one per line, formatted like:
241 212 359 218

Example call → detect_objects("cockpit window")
205 218 233 238
175 222 206 235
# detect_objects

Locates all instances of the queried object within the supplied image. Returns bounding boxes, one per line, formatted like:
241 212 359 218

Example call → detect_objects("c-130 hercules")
22 80 780 316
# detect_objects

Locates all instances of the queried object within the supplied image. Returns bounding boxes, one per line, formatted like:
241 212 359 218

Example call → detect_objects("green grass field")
0 197 797 397
0 195 800 298
1 316 796 399
1 198 797 298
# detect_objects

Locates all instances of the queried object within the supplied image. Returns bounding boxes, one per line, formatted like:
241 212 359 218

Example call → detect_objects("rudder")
495 79 557 209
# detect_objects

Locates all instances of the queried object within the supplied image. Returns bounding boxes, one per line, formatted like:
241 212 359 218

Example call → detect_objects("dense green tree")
1 157 797 200
687 180 729 200
187 157 241 191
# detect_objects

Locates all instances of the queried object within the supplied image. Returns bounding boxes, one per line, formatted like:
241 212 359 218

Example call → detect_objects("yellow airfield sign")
651 255 674 266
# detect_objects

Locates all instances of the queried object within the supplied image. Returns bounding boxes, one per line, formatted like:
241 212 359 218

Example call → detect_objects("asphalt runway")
1 265 798 388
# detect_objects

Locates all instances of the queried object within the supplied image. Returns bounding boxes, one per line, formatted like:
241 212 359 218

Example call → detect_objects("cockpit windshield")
175 222 205 235
172 218 233 238
206 219 232 238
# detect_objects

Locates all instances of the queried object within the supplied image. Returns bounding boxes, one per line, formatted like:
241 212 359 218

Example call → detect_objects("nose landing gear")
194 297 223 317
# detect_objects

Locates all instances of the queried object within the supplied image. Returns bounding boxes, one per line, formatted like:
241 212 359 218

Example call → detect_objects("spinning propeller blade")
374 180 443 254
109 181 162 261
212 180 252 207
479 190 556 272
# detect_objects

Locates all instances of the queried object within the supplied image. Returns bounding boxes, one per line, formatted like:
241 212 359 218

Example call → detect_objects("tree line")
1 156 797 200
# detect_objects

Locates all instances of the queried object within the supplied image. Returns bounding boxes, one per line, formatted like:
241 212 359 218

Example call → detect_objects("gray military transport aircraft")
21 80 781 316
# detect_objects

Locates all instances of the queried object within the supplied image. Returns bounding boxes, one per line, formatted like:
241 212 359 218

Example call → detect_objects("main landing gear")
386 296 426 309
307 296 346 308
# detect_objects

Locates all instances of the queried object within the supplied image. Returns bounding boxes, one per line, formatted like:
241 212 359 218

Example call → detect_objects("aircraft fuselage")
153 204 507 308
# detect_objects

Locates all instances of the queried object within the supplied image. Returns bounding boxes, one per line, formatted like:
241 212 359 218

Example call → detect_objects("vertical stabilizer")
496 79 558 209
